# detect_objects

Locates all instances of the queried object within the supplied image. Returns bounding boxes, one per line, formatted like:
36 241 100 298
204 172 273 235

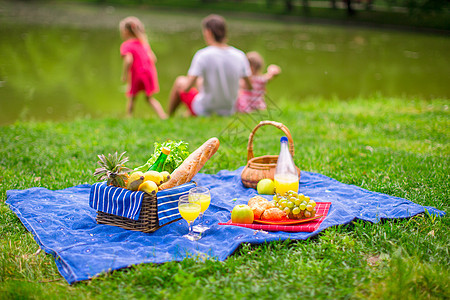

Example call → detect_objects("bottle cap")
280 136 288 143
161 147 171 155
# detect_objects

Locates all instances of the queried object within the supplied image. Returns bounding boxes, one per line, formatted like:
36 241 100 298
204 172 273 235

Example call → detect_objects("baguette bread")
158 137 220 190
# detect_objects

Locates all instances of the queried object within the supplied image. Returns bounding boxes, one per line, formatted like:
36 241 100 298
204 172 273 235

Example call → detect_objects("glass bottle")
274 136 299 196
148 147 170 172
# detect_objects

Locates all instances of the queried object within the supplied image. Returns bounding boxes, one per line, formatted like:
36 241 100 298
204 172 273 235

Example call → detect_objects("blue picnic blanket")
5 167 445 284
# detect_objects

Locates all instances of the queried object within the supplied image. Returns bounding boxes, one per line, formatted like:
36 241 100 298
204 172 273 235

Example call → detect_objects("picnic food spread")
91 121 324 233
228 134 318 223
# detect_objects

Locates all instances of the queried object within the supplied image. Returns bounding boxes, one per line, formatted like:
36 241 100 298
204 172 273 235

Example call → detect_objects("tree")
284 0 294 12
343 0 356 16
387 0 449 15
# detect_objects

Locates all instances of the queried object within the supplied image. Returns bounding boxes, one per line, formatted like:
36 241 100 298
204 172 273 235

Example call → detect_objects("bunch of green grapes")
272 191 317 219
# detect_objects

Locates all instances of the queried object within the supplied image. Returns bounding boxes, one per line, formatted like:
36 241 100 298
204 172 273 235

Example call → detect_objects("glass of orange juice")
274 174 299 196
178 194 201 241
189 187 211 233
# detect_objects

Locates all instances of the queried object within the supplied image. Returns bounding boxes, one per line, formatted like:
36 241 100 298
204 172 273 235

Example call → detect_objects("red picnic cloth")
218 202 331 232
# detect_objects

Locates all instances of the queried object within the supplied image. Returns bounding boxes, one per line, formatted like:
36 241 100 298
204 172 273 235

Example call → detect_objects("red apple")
231 204 254 224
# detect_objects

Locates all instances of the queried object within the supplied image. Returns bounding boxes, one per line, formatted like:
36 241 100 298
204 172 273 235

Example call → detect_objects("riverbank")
1 0 449 34
140 0 450 33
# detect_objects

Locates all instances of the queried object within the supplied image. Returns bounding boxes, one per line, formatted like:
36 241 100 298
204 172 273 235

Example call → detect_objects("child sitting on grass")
236 51 281 113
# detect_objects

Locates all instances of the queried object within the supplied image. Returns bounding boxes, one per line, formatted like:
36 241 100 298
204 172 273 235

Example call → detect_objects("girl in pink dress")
236 51 281 113
120 17 167 119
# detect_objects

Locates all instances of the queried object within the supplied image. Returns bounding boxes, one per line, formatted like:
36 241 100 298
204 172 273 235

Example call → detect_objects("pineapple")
93 152 132 188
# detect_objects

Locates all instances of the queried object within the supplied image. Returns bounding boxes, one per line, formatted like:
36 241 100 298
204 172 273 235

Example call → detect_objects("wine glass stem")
188 221 194 236
198 213 204 224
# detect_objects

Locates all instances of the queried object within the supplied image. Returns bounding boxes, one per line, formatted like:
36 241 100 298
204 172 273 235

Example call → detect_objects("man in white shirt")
168 14 252 116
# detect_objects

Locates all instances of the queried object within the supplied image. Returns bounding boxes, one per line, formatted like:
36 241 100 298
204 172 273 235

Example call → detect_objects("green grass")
0 97 449 299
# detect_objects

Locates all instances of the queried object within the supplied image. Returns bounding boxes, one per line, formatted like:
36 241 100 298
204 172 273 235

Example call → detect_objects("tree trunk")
330 0 337 9
302 0 310 14
346 0 356 15
285 0 294 12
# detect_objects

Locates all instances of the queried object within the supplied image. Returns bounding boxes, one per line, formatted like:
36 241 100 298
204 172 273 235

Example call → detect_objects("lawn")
0 97 449 299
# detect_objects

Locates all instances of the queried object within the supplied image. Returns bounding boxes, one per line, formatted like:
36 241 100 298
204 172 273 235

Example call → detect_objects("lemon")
143 170 163 185
138 180 158 195
160 171 171 183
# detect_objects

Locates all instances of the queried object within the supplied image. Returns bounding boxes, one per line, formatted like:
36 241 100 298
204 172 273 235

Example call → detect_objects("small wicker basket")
241 120 300 189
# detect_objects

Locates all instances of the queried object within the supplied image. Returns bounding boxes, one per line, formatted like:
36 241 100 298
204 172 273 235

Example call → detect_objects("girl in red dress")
119 17 167 119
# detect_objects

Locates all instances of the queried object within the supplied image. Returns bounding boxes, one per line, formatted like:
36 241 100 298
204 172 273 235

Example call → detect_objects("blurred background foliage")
14 0 450 30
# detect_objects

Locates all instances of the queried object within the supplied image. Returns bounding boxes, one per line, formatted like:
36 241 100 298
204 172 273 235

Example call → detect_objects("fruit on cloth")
93 152 132 188
127 171 145 191
138 180 158 195
231 204 254 224
159 137 220 190
257 178 275 195
143 170 163 186
273 191 317 219
248 196 286 221
160 171 171 183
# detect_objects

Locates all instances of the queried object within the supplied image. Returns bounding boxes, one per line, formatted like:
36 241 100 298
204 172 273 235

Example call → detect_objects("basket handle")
247 120 295 162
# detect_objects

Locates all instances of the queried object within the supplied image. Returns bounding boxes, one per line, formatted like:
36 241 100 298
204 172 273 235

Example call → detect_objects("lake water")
0 5 449 125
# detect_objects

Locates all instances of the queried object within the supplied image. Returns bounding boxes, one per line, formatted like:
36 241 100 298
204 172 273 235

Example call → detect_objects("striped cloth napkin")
156 182 196 226
219 202 331 232
89 182 196 225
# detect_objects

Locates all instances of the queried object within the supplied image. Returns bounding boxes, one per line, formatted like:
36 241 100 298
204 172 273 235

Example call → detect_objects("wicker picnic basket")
96 192 165 233
95 182 196 233
241 120 300 189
